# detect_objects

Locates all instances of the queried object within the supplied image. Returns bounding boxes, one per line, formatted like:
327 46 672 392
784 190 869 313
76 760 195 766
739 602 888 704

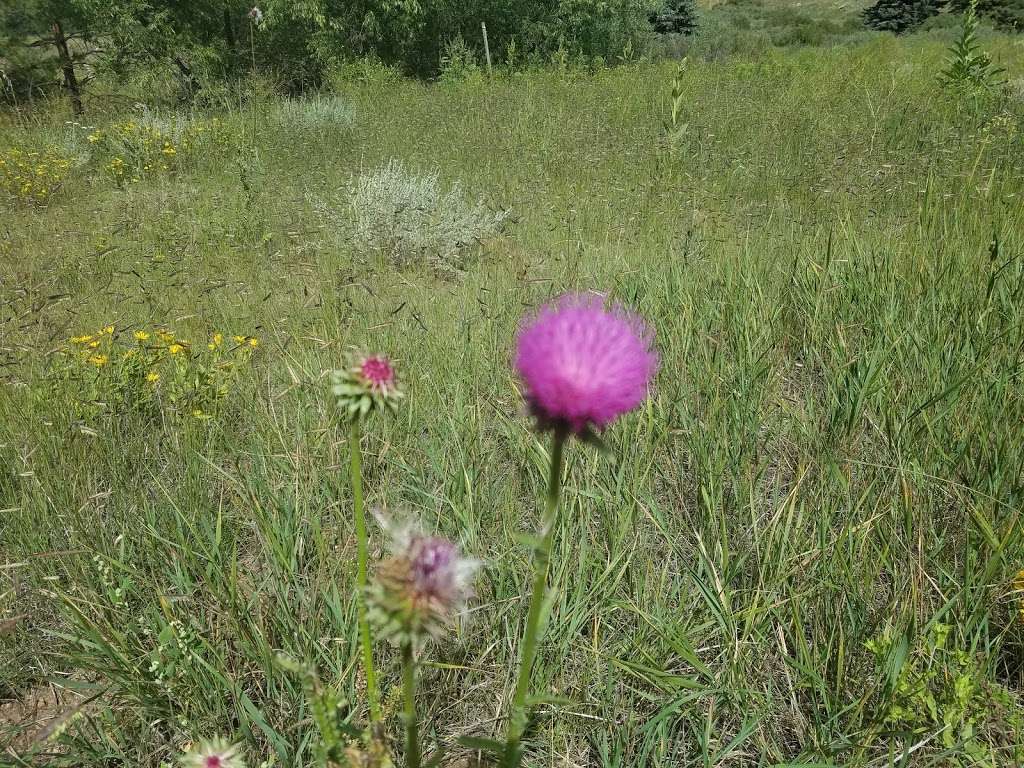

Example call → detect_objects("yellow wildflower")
70 334 93 344
233 335 246 344
134 330 150 341
157 329 175 343
168 343 184 355
248 337 259 348
1014 569 1024 621
88 340 101 349
88 354 108 367
101 325 114 335
146 371 160 383
208 332 223 350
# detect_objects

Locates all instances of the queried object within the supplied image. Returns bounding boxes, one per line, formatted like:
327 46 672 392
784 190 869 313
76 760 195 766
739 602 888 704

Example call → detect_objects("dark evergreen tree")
649 0 697 35
862 0 942 33
948 0 1024 31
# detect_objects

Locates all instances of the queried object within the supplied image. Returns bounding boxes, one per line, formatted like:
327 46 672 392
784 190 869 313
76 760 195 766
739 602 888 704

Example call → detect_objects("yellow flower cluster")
1013 569 1024 621
0 146 73 204
88 117 237 186
59 324 259 422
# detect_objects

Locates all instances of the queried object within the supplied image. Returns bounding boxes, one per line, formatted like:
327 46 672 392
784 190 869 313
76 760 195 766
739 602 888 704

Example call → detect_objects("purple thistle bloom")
514 293 658 434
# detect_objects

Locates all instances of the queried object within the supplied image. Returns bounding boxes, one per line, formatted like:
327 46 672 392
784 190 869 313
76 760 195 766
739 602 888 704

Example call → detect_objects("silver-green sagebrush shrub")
271 95 356 135
337 159 511 272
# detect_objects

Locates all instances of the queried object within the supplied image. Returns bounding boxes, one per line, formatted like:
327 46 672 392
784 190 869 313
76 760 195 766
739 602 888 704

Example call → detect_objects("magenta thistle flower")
514 293 658 435
330 353 403 419
180 738 245 768
367 514 479 644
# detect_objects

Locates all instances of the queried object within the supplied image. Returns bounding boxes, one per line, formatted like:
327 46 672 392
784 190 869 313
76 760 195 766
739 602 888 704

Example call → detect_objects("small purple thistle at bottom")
367 514 480 644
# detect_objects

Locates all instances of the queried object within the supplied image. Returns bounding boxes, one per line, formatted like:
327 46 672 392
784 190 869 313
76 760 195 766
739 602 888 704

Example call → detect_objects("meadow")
4 21 1024 768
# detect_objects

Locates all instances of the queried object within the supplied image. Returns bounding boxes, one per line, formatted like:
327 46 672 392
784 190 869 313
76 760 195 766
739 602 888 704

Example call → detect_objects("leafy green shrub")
439 37 484 84
865 623 1024 763
939 0 1006 89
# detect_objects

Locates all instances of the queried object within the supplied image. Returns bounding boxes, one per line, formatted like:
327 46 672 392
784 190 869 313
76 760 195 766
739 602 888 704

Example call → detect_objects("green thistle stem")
349 418 380 723
402 642 421 768
503 433 567 768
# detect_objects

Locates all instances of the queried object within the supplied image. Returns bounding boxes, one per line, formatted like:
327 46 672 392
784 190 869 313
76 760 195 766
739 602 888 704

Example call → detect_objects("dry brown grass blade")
0 614 26 635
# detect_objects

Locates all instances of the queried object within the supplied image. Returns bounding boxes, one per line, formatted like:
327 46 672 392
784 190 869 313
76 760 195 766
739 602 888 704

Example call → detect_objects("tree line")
2 0 1020 114
1 0 699 111
863 0 1023 34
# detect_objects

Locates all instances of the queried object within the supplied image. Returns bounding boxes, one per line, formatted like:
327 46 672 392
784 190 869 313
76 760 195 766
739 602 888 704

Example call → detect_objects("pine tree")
649 0 698 35
948 0 1024 31
862 0 943 33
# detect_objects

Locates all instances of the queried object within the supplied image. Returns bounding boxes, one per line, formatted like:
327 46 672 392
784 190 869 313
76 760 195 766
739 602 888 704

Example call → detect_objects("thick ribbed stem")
349 418 380 723
503 434 566 768
402 642 421 768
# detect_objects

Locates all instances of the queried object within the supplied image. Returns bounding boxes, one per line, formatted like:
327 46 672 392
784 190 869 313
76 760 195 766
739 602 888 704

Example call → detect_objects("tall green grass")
3 34 1024 766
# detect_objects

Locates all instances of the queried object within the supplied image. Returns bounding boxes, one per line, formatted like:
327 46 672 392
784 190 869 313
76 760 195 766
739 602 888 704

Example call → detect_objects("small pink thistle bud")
367 514 479 645
359 355 396 393
180 738 245 768
514 293 658 436
330 353 403 420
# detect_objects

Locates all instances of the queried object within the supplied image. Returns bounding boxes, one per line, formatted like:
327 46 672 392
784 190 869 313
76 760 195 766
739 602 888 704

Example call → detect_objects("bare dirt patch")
0 683 82 757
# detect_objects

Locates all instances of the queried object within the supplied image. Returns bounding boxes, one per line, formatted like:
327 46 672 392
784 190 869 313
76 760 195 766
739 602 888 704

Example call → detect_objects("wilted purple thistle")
408 536 466 606
367 515 479 644
514 293 658 434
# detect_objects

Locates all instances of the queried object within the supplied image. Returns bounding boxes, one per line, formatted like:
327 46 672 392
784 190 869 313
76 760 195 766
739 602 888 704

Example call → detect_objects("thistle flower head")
247 6 263 24
179 738 245 768
514 293 658 435
330 353 403 420
366 513 479 645
358 355 396 392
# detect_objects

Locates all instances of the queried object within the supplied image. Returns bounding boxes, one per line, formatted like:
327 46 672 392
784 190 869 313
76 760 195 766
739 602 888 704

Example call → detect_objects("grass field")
3 27 1024 768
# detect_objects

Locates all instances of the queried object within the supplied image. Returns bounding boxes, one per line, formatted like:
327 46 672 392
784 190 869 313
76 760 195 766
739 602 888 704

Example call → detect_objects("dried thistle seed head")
366 514 479 645
330 354 403 420
179 738 245 768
